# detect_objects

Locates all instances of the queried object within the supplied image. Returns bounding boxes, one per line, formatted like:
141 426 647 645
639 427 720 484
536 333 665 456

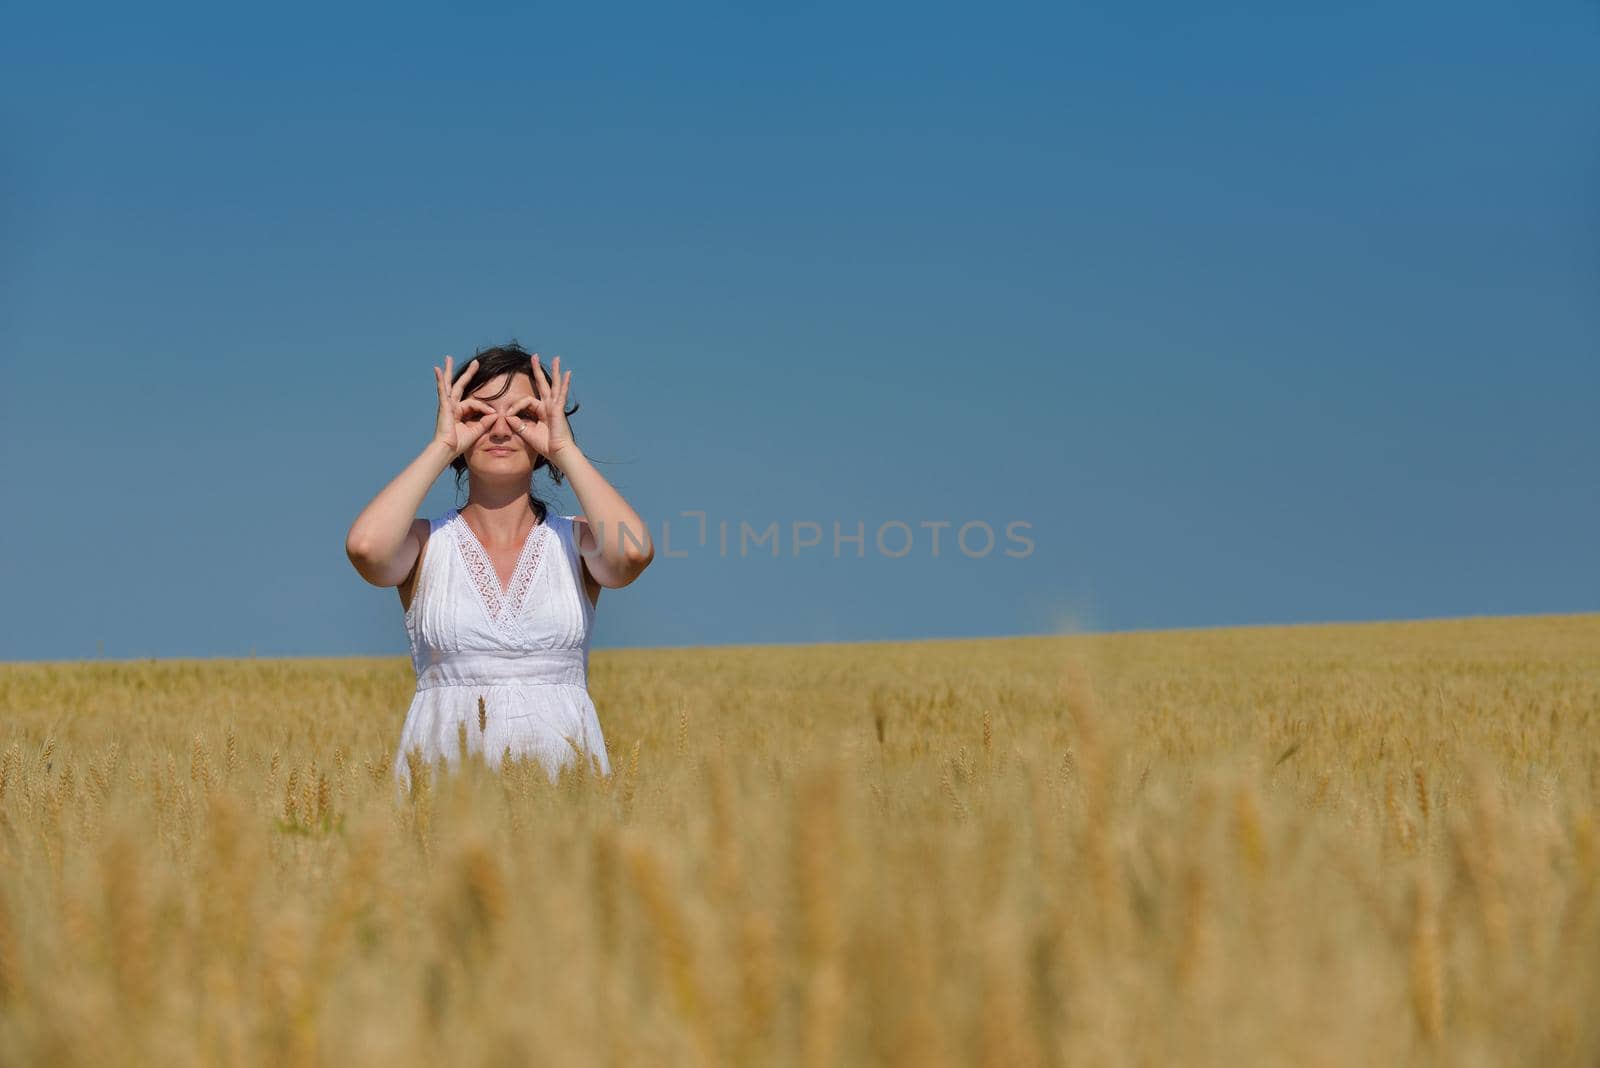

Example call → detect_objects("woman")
345 342 653 790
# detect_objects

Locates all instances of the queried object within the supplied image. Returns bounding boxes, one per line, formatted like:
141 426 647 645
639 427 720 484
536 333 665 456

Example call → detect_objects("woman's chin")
469 455 530 476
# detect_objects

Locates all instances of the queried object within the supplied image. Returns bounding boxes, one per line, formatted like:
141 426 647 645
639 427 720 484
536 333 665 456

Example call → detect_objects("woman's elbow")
345 535 394 586
598 545 654 589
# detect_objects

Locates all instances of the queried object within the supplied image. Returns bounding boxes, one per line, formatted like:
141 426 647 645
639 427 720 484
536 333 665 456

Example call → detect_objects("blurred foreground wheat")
1 614 1597 1066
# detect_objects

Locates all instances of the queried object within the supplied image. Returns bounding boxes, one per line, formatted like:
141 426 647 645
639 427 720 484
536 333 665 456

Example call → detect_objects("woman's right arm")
345 355 489 587
345 439 457 587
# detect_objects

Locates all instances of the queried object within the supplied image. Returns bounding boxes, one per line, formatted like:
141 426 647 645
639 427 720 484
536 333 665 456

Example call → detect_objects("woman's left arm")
551 444 654 588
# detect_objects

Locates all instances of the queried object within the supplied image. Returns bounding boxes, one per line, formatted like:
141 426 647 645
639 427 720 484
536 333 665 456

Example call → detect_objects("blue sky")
2 1 1595 660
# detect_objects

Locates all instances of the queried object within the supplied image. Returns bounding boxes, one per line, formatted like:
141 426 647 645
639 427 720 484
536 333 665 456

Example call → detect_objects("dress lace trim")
450 511 550 631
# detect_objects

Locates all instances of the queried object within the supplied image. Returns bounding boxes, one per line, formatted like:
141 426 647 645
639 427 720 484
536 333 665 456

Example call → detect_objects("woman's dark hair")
448 339 580 521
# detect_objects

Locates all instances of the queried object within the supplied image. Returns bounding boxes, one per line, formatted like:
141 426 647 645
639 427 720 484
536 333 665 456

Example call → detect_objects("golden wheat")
0 615 1596 1064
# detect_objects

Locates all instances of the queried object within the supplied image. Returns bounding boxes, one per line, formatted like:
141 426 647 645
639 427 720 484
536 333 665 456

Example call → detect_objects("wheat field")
0 614 1596 1066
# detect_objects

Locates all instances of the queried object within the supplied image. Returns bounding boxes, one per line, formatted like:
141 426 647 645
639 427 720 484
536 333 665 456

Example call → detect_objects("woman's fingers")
460 405 492 436
450 358 478 401
454 356 476 398
530 353 550 399
507 395 536 431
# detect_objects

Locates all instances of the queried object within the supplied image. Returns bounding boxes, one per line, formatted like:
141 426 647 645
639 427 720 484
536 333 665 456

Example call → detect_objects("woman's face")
463 371 538 476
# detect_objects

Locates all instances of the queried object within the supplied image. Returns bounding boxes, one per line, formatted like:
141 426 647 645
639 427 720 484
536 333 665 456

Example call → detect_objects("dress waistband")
413 648 587 690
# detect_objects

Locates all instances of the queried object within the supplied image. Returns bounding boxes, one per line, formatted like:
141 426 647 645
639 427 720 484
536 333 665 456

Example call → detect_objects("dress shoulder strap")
405 512 457 621
558 513 582 557
415 510 459 587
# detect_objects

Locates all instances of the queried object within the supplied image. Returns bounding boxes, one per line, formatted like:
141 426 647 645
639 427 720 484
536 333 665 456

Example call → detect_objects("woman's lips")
487 447 513 455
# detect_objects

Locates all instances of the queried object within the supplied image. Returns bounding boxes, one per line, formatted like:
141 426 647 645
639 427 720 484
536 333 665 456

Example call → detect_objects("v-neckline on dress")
449 507 551 630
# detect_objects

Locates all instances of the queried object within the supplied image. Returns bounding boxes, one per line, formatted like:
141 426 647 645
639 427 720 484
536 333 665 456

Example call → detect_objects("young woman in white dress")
345 342 653 789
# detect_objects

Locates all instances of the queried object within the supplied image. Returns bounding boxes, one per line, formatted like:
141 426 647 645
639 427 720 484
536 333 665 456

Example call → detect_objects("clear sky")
2 1 1595 661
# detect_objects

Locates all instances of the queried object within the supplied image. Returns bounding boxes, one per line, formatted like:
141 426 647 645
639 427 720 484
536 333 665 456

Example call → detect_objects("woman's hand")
432 355 496 458
507 354 578 464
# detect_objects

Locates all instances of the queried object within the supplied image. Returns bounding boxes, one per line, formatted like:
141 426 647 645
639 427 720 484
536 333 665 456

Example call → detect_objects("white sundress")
393 507 611 790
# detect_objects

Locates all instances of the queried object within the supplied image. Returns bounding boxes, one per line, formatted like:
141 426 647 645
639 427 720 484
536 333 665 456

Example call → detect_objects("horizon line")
3 609 1595 668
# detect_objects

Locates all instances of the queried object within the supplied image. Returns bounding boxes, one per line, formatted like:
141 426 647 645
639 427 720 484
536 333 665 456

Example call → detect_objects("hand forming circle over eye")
431 355 497 459
506 353 575 462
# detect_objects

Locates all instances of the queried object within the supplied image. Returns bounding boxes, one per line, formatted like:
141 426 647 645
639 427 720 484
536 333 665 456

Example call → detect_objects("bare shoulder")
396 517 434 614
